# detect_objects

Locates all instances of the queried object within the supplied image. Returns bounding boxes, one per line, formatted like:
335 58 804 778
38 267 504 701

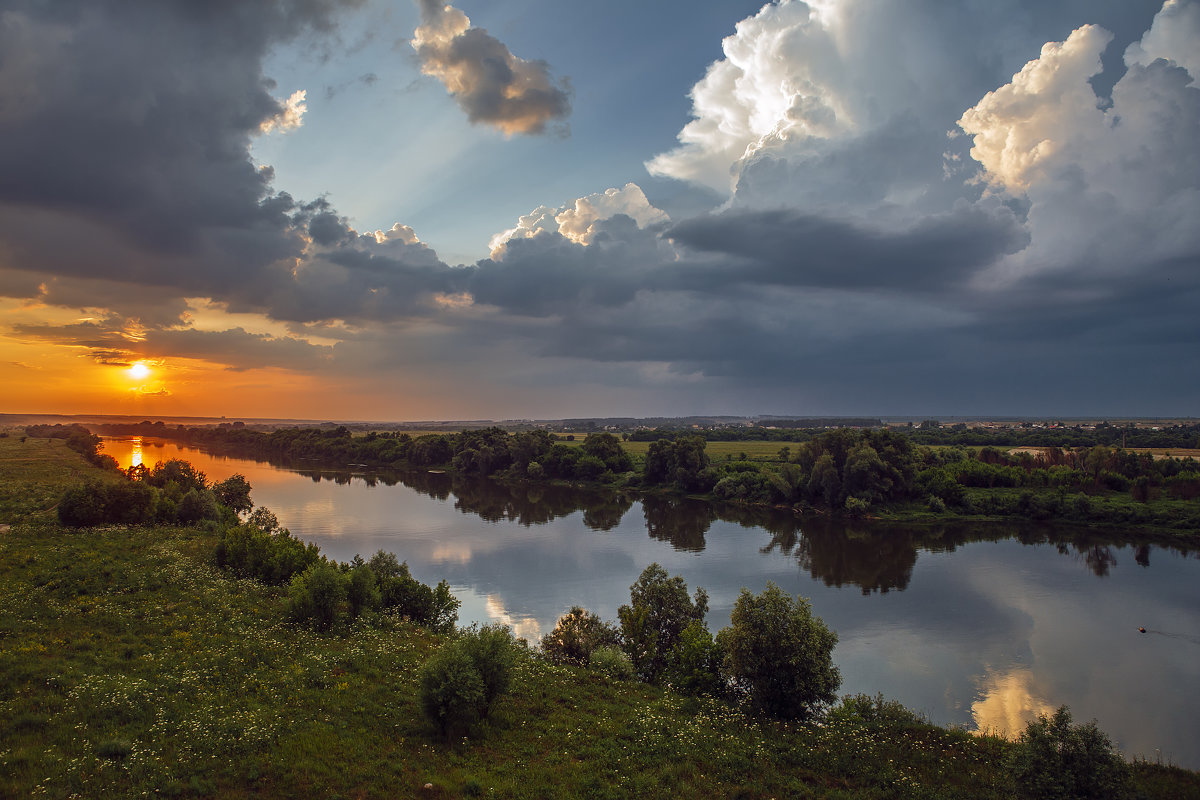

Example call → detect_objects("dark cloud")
13 318 334 373
412 0 571 136
0 0 461 328
666 206 1028 292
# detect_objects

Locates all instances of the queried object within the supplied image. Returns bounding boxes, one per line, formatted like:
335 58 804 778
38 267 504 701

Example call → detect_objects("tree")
541 606 621 666
716 582 840 720
213 474 253 514
1009 706 1132 800
618 564 708 683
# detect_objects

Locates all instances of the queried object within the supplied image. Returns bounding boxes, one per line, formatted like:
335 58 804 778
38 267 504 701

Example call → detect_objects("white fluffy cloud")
645 0 853 193
958 2 1200 282
488 183 669 256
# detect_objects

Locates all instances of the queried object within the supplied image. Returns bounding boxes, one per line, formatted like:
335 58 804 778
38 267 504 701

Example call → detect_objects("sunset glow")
0 1 1195 420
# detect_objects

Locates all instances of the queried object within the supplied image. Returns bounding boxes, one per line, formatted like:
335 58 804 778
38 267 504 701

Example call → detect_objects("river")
100 435 1200 767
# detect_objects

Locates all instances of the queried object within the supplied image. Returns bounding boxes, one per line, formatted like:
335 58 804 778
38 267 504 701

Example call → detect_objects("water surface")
101 435 1200 767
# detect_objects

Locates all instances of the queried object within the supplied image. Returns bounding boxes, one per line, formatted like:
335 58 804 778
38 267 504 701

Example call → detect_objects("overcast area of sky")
0 0 1196 421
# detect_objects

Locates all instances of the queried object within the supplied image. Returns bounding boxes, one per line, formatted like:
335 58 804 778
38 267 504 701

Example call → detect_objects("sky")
0 0 1197 421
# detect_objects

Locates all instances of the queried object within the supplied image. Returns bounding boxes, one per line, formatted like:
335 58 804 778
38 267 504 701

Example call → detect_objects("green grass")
2 435 1198 798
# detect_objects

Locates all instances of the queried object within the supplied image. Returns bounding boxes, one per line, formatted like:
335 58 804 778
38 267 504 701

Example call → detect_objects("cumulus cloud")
259 89 308 134
958 2 1200 287
411 0 571 136
489 183 668 256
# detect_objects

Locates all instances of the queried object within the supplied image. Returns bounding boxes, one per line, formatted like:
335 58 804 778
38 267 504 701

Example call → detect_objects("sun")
128 361 151 380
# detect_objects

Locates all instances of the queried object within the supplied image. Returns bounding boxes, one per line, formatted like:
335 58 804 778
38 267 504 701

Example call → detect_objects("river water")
101 435 1200 767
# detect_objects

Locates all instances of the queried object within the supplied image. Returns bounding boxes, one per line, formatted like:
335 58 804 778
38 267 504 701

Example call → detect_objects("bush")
589 646 635 680
419 645 486 738
367 550 459 633
214 518 321 585
286 562 348 630
1009 706 1132 800
663 619 724 696
829 693 926 727
541 606 621 666
419 626 517 738
716 582 840 720
457 625 517 713
618 564 709 684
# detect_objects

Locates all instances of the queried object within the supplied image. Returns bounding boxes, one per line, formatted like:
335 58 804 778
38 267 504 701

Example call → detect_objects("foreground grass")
2 438 1198 799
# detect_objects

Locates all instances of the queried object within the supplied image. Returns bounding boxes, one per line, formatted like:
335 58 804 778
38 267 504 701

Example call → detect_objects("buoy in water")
1139 627 1147 633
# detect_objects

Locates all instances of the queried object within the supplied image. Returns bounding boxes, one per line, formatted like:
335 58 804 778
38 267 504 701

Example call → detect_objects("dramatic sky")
1 0 1197 420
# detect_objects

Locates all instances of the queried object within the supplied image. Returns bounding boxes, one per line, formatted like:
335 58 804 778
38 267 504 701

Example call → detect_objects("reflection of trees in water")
276 458 1197 584
642 495 717 551
766 521 919 595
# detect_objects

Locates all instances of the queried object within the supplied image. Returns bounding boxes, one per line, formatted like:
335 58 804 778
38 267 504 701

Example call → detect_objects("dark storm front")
101 437 1200 768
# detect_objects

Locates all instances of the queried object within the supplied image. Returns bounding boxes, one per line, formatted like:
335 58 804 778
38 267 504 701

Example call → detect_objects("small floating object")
1139 627 1147 633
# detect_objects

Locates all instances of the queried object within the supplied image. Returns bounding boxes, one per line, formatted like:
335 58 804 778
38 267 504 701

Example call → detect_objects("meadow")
2 432 1198 798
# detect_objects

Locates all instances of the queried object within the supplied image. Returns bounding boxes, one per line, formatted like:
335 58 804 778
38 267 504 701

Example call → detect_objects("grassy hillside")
1 433 1197 799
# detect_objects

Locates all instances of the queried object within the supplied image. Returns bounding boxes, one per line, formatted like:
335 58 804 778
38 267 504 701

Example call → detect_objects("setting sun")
128 362 150 380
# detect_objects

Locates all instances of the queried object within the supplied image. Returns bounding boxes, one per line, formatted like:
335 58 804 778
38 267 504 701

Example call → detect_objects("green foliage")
146 458 208 493
829 693 927 727
456 625 518 712
589 645 635 680
1009 706 1133 800
212 473 253 514
367 550 460 633
716 582 840 720
643 436 713 492
286 562 348 630
541 606 621 666
418 643 486 739
663 619 724 697
214 513 322 585
346 560 382 616
419 626 517 738
618 564 709 684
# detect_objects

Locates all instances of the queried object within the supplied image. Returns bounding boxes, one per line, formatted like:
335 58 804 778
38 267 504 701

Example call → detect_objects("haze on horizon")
1 0 1197 421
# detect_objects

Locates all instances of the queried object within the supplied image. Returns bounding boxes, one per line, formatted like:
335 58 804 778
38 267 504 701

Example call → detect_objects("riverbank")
2 436 1200 798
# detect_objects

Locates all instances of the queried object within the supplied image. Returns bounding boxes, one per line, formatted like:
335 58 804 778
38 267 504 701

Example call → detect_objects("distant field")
1007 446 1200 461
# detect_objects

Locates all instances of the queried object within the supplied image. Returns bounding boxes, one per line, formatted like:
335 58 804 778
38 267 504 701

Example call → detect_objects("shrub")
286 562 348 630
418 626 517 738
367 550 459 632
1009 706 1132 800
716 582 840 720
541 606 621 666
57 482 110 527
457 625 517 714
347 561 382 616
589 646 635 680
663 619 724 696
419 645 485 738
829 693 926 727
618 564 709 684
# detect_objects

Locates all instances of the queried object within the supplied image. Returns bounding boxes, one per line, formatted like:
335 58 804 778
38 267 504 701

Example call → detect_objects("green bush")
457 625 517 713
618 563 708 684
829 693 926 727
541 606 621 666
663 619 724 696
589 645 635 680
716 582 840 720
419 644 485 739
214 518 321 585
1009 706 1132 800
286 562 348 630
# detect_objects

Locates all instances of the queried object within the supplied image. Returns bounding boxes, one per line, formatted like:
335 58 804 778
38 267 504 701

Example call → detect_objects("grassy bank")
2 436 1199 798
